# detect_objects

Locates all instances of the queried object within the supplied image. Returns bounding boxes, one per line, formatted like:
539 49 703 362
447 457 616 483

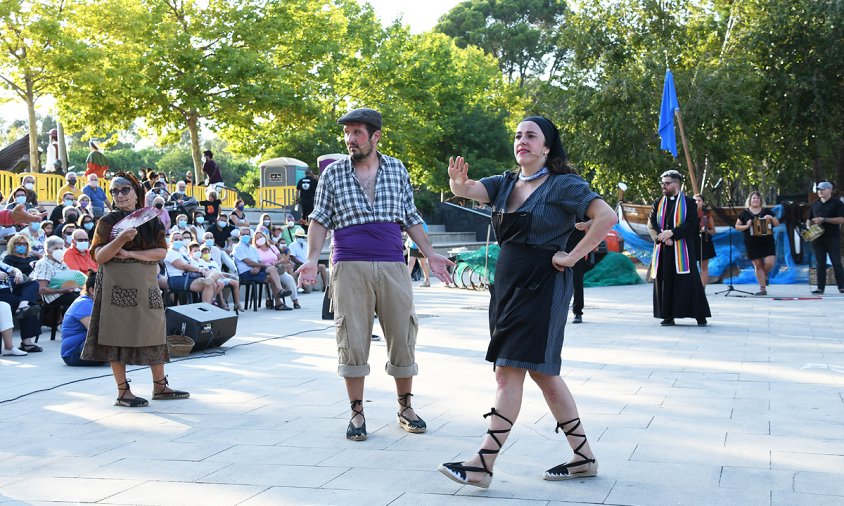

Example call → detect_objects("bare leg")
529 370 596 475
267 269 282 304
407 256 417 275
1 328 15 351
394 376 420 419
420 258 431 285
345 376 365 428
447 366 525 484
752 259 766 291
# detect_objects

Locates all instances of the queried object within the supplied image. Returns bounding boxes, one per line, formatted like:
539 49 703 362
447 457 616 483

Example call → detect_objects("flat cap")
337 108 382 130
817 181 833 190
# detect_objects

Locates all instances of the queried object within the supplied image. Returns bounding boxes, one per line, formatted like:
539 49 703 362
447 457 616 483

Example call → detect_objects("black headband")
522 116 566 161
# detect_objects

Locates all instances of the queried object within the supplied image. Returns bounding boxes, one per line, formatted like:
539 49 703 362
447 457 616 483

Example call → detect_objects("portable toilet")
317 153 347 173
259 157 308 187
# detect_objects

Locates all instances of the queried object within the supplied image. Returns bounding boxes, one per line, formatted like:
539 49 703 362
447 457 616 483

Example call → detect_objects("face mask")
263 220 270 226
236 205 244 211
195 217 204 225
67 179 76 186
64 199 73 207
14 245 26 255
256 237 266 246
83 222 94 230
240 235 251 244
178 220 187 228
287 221 294 226
202 254 211 261
154 202 164 209
296 238 305 244
76 241 89 252
80 201 89 208
218 220 227 228
171 240 183 250
65 235 73 245
88 180 97 187
191 251 200 259
204 239 214 248
24 183 34 190
279 242 287 248
51 249 66 262
30 222 41 231
15 196 26 205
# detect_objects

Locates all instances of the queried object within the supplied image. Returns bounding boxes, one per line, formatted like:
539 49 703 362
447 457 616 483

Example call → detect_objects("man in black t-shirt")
808 181 844 294
208 212 234 248
296 169 318 227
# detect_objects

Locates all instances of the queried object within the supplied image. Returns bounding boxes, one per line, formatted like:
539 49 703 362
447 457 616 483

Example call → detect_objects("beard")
348 141 372 161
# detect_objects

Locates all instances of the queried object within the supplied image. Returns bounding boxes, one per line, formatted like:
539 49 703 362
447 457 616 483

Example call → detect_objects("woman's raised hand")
448 156 472 185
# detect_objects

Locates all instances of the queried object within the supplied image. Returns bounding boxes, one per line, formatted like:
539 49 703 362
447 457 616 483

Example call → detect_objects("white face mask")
24 182 34 190
75 241 89 252
51 249 66 262
256 237 267 246
296 238 305 244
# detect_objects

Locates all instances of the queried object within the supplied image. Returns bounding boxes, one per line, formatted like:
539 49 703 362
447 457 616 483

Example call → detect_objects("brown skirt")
81 259 170 365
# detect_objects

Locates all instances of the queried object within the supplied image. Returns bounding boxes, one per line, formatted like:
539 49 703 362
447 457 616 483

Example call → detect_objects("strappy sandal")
346 399 367 441
439 407 513 489
151 376 190 400
397 393 426 433
115 379 148 408
543 417 598 481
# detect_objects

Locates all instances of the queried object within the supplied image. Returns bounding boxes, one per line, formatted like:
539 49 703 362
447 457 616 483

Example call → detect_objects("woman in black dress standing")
693 194 717 286
81 172 189 407
439 116 617 488
735 191 778 296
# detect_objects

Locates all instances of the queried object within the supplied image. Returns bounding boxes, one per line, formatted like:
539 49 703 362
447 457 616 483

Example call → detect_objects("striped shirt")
309 152 423 231
480 171 599 251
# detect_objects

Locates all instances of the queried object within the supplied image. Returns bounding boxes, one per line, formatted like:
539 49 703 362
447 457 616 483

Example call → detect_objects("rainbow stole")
650 193 691 275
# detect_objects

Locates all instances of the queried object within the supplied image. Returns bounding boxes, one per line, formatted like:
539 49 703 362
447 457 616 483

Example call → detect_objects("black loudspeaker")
165 303 238 351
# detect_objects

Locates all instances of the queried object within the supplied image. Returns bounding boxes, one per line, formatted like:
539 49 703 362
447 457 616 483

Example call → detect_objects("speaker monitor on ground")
165 303 238 351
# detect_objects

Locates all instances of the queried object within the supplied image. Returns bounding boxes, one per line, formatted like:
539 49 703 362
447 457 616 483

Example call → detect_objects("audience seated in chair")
32 236 80 342
164 231 216 304
64 229 98 273
233 227 289 310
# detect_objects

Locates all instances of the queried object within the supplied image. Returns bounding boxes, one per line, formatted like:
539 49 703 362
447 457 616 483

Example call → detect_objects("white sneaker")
2 347 27 356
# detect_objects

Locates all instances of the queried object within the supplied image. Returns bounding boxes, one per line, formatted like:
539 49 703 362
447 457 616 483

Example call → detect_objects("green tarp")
584 252 645 287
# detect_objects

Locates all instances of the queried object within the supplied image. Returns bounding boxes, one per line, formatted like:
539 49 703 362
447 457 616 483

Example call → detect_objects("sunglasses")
109 187 133 197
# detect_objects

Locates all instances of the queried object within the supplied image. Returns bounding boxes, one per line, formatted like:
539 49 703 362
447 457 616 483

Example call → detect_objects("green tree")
435 0 567 86
0 0 84 171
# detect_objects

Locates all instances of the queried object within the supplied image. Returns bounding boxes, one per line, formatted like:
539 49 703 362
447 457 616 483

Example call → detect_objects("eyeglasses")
660 181 675 187
109 187 133 197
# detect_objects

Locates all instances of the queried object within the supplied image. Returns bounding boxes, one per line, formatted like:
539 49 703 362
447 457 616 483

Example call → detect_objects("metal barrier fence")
0 170 284 210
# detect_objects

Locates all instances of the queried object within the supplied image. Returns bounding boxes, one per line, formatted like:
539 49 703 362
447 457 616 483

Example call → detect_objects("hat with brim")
817 181 833 190
294 229 307 238
337 108 382 130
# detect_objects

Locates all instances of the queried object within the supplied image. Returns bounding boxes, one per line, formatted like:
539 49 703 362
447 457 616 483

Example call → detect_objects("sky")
0 0 464 126
366 0 462 33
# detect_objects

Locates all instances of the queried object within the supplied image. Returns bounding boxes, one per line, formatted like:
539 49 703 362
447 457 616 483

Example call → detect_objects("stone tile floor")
1 282 842 505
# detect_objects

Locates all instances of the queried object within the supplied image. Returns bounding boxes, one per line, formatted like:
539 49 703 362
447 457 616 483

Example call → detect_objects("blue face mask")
240 235 251 244
30 222 41 231
15 195 26 205
195 217 205 225
14 245 26 255
178 220 187 228
204 239 214 248
64 199 73 207
171 240 183 250
83 222 94 230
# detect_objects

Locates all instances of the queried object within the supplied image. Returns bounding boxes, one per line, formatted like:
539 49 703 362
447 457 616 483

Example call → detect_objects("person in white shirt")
163 231 215 303
19 211 46 258
197 244 241 311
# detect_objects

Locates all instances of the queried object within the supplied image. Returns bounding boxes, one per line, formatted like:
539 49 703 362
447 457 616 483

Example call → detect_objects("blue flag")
658 69 679 157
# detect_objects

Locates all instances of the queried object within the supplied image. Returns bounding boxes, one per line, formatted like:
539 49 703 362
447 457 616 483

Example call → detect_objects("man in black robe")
649 170 711 326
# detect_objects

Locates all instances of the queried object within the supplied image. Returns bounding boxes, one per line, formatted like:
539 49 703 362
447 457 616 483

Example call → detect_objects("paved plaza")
1 282 843 505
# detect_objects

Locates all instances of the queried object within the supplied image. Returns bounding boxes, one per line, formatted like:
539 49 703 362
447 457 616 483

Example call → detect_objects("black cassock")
650 195 711 320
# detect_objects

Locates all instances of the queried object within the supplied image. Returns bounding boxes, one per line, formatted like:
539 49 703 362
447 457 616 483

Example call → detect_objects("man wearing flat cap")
808 181 844 294
297 107 453 441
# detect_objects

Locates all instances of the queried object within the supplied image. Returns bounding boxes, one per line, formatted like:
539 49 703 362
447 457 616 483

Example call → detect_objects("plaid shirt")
309 152 423 231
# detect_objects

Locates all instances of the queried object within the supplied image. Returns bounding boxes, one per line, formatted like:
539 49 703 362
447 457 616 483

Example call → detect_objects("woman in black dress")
735 191 779 296
693 194 717 286
440 116 617 488
81 172 189 407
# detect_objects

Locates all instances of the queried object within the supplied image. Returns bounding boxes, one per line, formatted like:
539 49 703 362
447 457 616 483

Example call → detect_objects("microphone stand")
714 179 754 297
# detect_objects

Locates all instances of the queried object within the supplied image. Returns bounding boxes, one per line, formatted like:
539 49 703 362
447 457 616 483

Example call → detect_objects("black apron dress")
487 206 574 375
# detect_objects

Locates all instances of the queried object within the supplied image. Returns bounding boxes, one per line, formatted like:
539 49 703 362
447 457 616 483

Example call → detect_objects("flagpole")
674 109 699 195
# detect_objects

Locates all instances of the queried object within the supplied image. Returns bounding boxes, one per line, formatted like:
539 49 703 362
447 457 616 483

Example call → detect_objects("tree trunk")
26 89 39 173
186 113 203 184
